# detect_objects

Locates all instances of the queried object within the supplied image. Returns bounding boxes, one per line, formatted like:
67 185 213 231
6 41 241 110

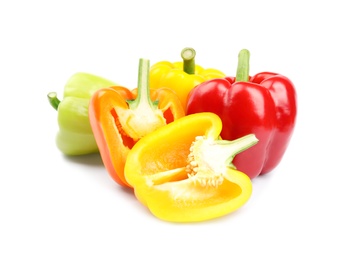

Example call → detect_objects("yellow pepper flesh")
124 112 258 222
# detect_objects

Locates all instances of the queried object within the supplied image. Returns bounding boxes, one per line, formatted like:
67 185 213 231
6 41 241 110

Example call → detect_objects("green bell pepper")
48 72 117 155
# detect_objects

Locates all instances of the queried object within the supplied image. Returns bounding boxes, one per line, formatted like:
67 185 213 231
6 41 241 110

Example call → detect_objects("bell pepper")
149 47 225 111
89 58 185 187
47 73 117 155
124 112 258 222
186 49 297 179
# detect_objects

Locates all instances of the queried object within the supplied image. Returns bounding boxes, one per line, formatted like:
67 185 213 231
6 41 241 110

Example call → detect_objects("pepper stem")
188 133 258 180
181 47 196 75
236 49 250 82
211 134 258 168
47 92 61 110
193 134 258 172
127 58 156 110
120 59 166 140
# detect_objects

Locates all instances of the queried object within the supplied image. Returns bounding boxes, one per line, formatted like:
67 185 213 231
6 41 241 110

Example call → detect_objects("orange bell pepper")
124 112 258 222
89 59 185 187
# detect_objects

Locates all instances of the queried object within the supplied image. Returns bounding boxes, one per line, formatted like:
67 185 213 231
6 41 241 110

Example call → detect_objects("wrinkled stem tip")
47 92 57 99
181 47 196 61
47 91 60 110
236 48 250 82
239 49 250 57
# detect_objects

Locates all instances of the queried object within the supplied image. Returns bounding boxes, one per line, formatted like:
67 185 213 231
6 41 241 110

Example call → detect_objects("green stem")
127 58 156 110
195 133 258 174
181 47 196 75
47 92 61 110
213 134 258 167
236 49 250 82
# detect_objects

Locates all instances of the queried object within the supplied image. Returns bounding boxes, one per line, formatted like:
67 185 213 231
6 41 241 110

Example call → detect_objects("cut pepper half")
124 112 258 222
89 59 185 187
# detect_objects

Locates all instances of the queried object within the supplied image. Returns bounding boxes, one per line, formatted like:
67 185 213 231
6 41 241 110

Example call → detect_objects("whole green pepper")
48 72 117 155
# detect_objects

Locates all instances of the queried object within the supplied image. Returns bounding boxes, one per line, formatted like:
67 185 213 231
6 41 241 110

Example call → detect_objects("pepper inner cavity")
186 136 224 187
110 108 136 149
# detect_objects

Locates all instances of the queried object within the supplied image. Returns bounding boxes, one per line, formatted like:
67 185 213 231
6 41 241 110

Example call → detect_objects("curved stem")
212 134 258 167
190 133 258 175
127 58 156 110
236 49 250 82
47 92 61 110
181 47 196 75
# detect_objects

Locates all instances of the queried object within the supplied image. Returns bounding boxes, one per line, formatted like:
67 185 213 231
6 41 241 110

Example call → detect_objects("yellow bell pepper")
149 47 225 111
124 112 258 223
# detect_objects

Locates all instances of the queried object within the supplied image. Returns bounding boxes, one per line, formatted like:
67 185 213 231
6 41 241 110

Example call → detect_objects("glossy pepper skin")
186 49 297 179
124 112 258 223
89 59 185 187
150 47 225 111
48 73 117 155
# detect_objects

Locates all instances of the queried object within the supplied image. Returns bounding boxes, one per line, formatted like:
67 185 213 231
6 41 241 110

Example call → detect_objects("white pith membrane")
146 134 257 190
116 105 166 141
186 136 230 188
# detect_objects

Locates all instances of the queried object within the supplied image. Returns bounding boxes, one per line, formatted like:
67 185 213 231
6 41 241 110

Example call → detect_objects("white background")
1 0 354 259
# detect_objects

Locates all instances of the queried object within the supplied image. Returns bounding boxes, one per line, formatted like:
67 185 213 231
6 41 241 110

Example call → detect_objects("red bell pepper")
186 49 297 179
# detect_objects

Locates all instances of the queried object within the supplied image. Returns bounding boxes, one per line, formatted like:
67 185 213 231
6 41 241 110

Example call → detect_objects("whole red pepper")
186 49 297 179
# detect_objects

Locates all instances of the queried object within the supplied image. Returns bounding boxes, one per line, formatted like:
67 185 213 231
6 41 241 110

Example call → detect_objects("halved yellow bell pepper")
149 47 225 111
124 112 258 223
